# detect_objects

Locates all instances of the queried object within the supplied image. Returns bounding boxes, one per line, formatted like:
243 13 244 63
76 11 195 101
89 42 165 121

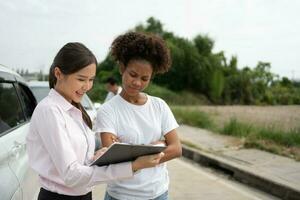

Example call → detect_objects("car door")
0 81 24 200
0 139 22 200
10 82 39 200
0 76 39 200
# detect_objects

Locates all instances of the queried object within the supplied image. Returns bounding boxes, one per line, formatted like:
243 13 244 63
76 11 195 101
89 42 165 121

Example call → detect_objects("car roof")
27 81 49 87
0 64 20 75
0 64 26 83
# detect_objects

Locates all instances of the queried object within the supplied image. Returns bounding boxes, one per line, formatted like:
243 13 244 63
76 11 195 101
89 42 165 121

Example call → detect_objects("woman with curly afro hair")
95 32 182 200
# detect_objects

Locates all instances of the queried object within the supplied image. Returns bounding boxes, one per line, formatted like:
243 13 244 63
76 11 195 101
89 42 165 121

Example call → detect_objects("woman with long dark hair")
26 42 164 200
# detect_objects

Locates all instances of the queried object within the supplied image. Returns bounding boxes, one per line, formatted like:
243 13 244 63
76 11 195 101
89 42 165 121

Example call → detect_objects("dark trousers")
38 188 92 200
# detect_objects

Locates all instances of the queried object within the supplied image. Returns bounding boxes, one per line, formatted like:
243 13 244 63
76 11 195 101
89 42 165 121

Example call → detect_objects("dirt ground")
192 105 300 131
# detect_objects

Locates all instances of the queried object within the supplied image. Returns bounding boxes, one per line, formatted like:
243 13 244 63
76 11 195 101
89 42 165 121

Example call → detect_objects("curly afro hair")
110 31 171 74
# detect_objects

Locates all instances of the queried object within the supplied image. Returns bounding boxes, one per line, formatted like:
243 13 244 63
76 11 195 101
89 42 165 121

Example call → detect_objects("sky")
0 0 300 80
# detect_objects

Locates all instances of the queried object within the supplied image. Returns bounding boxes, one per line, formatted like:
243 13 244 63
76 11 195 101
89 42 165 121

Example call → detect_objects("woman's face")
120 60 153 97
54 63 96 103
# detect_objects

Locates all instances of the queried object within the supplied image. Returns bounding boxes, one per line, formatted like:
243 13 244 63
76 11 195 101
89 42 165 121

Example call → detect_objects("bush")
222 118 253 137
145 84 208 105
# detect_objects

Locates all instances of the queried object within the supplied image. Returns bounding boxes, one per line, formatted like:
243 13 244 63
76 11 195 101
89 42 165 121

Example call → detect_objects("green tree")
93 17 299 105
208 69 225 103
250 62 275 103
194 34 214 56
96 55 120 83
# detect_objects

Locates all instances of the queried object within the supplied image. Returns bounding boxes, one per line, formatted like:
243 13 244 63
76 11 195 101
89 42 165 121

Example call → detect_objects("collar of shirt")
48 88 92 161
48 89 73 110
48 89 83 121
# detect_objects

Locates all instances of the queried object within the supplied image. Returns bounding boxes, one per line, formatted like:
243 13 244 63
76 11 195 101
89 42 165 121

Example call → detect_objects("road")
92 158 278 200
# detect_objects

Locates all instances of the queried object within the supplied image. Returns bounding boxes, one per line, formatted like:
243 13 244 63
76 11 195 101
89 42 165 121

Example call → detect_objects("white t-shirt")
95 94 179 200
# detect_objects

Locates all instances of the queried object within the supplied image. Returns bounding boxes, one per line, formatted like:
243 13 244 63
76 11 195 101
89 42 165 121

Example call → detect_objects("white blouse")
26 89 133 196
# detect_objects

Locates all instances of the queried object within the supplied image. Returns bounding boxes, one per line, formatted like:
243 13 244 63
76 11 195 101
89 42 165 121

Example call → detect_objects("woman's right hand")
131 152 165 172
92 147 108 161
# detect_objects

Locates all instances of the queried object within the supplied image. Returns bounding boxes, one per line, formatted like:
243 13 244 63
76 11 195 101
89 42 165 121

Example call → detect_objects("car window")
0 82 25 134
17 83 36 119
30 87 50 102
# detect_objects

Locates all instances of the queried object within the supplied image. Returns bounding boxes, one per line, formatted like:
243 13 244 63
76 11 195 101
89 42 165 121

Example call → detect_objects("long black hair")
49 42 97 129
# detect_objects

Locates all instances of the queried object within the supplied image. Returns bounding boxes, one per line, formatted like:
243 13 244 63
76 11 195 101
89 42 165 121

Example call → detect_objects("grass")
193 105 300 132
221 118 300 160
171 106 214 130
170 106 300 160
259 128 300 147
221 119 300 148
222 118 253 138
244 140 300 161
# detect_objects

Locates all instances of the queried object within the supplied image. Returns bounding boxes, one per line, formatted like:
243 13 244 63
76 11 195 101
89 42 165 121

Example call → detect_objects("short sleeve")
160 99 179 135
95 105 117 135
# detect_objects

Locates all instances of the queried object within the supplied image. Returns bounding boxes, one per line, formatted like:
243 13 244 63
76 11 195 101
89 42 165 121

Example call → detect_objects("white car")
0 65 39 200
28 81 99 126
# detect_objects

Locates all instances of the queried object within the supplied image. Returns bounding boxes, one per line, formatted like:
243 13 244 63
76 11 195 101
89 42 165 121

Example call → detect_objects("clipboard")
90 143 166 166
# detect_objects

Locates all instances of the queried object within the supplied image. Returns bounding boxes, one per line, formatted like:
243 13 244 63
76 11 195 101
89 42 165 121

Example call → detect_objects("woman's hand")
93 147 108 161
111 135 120 143
131 152 165 172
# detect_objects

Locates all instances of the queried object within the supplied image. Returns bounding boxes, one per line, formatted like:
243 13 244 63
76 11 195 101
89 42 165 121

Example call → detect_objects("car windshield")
30 87 50 102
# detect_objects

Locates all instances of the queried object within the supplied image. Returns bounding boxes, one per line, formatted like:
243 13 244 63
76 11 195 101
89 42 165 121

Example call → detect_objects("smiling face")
54 63 96 103
120 59 153 98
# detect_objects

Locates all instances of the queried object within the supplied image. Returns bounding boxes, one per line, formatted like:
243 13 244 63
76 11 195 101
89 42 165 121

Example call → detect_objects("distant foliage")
95 17 299 105
87 84 106 103
144 84 209 105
